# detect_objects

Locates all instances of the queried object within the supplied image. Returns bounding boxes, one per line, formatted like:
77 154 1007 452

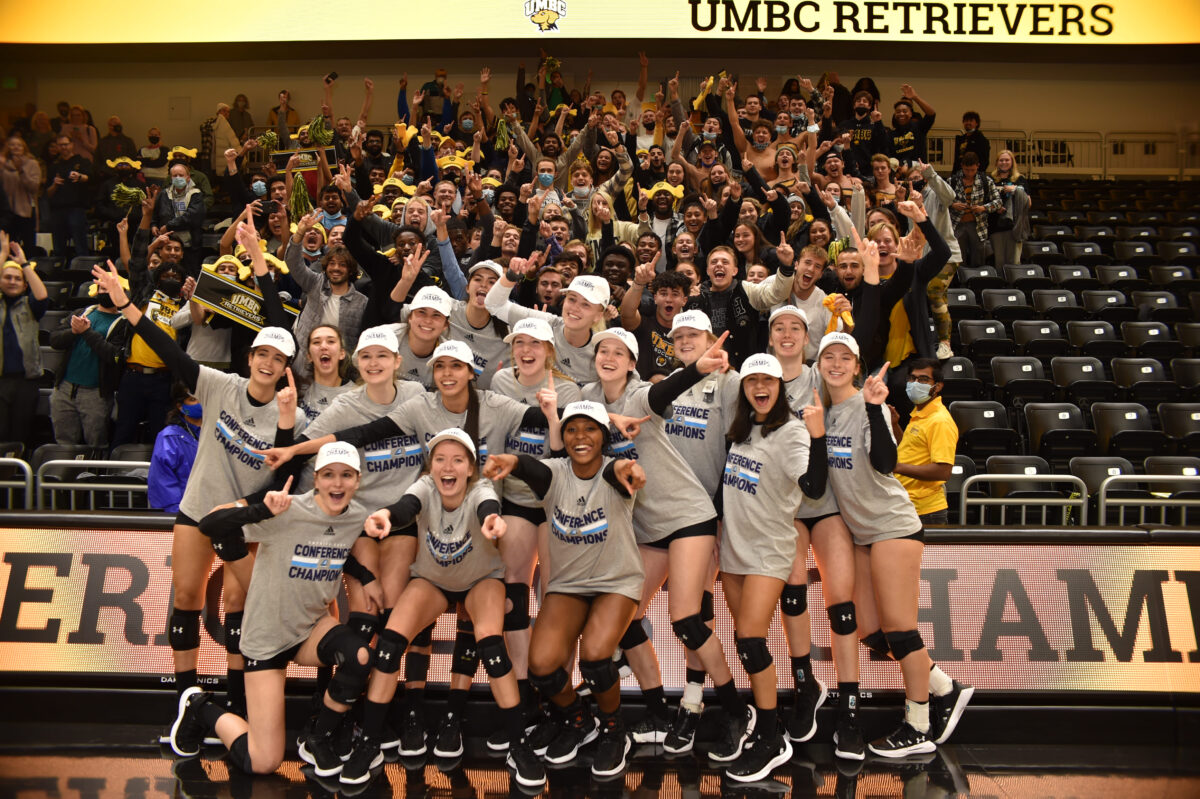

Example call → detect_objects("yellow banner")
6 0 1200 44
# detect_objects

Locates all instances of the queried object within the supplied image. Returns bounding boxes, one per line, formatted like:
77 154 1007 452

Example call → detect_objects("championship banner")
190 270 298 332
6 0 1200 45
270 147 336 174
2 522 1198 695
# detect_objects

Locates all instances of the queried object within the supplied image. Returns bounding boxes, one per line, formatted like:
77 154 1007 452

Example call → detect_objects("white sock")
929 664 953 697
906 699 930 733
681 682 703 713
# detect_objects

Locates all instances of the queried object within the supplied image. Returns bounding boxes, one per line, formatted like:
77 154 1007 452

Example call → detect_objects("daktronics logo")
1 527 1198 692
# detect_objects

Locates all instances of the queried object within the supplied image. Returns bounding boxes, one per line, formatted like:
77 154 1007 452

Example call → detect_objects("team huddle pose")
91 239 971 788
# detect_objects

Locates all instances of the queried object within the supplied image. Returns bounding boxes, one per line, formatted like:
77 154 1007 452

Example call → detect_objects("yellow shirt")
896 396 958 514
129 294 179 369
885 299 916 367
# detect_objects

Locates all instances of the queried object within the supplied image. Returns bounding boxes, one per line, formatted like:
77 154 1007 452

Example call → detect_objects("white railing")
36 460 152 511
960 474 1089 526
1097 474 1200 526
0 458 33 510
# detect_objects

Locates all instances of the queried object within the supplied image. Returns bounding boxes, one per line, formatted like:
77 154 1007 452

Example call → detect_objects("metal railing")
36 460 151 511
960 474 1088 526
0 458 33 510
1097 474 1200 526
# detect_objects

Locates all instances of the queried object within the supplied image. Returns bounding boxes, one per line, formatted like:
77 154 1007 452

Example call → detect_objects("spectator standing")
228 95 254 140
889 358 957 526
96 116 139 178
140 128 169 182
63 105 98 163
45 134 93 257
267 90 300 143
949 153 1003 269
1 135 42 255
0 234 48 449
48 281 124 447
952 112 990 175
211 104 242 176
989 150 1030 268
889 85 936 166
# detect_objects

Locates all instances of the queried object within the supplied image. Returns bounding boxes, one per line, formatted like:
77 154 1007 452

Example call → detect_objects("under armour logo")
172 626 184 634
246 659 259 667
228 627 241 637
841 613 852 622
488 656 502 665
784 597 800 606
378 651 392 661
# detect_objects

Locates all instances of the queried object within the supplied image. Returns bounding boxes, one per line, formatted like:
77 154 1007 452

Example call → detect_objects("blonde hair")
990 149 1023 182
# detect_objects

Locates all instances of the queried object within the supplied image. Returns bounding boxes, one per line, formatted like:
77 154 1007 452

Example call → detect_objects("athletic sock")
447 688 469 718
713 680 746 715
905 699 930 733
682 668 705 712
643 686 668 718
838 682 860 717
790 654 812 692
314 704 343 736
176 669 198 697
362 700 389 738
503 705 526 745
226 669 245 708
407 687 426 718
756 705 778 735
928 664 953 697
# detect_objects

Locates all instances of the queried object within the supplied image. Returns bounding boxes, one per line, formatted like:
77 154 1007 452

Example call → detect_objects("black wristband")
506 269 521 282
115 300 132 310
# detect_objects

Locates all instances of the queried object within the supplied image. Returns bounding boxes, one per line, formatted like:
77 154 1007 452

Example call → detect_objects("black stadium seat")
1095 264 1149 293
1081 289 1139 324
949 401 1021 466
1062 242 1112 266
958 320 1015 369
956 265 1005 293
1024 402 1098 471
1013 320 1070 362
1130 291 1191 325
1156 403 1200 455
1031 289 1086 323
1003 264 1052 292
1121 321 1184 361
1049 264 1099 293
939 357 985 404
991 356 1056 408
1051 356 1118 407
1067 320 1128 360
1069 456 1145 524
1090 402 1167 463
1158 241 1200 267
1111 357 1181 409
982 289 1034 322
946 288 983 321
1170 358 1200 400
1024 241 1067 267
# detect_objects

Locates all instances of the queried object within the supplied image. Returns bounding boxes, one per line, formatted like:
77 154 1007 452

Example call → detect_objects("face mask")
171 176 187 190
855 106 870 117
112 124 123 134
158 278 182 297
776 125 789 135
461 118 474 131
251 180 267 196
482 188 495 204
537 172 554 188
752 141 769 151
906 381 933 405
401 174 415 185
303 246 322 257
790 113 803 121
148 136 160 145
117 170 134 181
180 401 203 420
644 120 656 131
702 131 717 141
95 293 112 308
572 186 592 199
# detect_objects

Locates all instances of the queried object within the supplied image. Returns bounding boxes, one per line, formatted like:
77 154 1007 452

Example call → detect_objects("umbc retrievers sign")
0 526 1197 692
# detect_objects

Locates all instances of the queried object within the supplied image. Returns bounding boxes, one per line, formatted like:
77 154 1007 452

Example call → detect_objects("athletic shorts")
175 511 199 527
243 642 303 672
361 522 418 539
796 512 841 530
501 498 547 525
644 517 719 550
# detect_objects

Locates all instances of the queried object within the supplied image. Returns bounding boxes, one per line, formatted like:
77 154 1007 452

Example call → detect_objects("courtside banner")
5 0 1200 45
190 270 298 332
1 523 1198 693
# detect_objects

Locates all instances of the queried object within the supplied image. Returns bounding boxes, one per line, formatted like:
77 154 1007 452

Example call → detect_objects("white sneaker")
936 341 953 360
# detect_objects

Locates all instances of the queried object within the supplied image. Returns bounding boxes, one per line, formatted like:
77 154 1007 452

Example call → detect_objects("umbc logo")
525 0 566 31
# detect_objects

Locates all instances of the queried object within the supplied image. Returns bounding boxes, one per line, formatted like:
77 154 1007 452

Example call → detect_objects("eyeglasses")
908 375 936 385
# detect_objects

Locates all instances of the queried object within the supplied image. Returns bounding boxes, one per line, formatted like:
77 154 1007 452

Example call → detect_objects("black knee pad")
169 608 201 651
374 629 408 674
701 590 715 622
347 611 382 643
827 602 858 636
318 625 370 704
529 666 568 698
671 613 713 651
885 629 925 661
405 651 430 683
451 629 479 677
411 623 435 648
862 629 892 659
620 617 649 650
504 582 531 631
736 636 772 674
478 635 513 679
579 658 619 694
224 611 244 656
210 534 249 563
228 732 253 773
781 583 808 617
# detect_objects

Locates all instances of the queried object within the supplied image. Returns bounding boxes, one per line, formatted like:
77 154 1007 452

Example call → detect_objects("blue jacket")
148 423 198 513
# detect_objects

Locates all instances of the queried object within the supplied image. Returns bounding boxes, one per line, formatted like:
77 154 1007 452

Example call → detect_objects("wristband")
115 300 132 310
807 124 820 134
506 269 521 283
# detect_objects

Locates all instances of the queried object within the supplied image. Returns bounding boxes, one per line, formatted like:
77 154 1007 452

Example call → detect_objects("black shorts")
796 512 841 530
175 511 199 527
244 642 302 672
360 522 418 540
900 528 926 543
645 517 719 550
439 587 470 605
502 498 547 525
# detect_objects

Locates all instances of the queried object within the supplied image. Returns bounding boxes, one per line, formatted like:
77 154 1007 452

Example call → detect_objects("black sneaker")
629 710 669 745
432 711 464 758
339 735 383 785
486 726 510 752
398 710 427 756
591 716 631 779
170 687 210 758
708 704 756 763
929 680 974 745
506 739 547 788
663 704 701 754
543 704 598 764
525 706 561 756
867 721 936 758
726 730 794 783
785 679 827 743
333 714 358 762
378 722 401 751
832 712 865 761
298 731 344 777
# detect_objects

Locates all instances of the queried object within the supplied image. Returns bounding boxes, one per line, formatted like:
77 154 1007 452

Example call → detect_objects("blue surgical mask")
251 180 266 196
776 125 789 135
702 131 717 142
401 174 415 185
537 172 554 188
752 141 769 151
180 401 203 419
482 188 495 204
171 176 187 190
906 381 933 405
461 118 474 131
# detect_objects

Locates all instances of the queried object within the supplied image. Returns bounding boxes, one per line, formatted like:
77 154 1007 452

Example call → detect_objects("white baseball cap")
768 305 810 327
353 325 400 355
425 427 477 460
503 317 555 344
560 400 611 429
592 327 639 361
314 441 361 473
468 260 504 280
669 309 713 337
816 331 860 359
251 326 296 359
564 275 611 306
740 353 784 380
409 286 453 317
430 340 475 366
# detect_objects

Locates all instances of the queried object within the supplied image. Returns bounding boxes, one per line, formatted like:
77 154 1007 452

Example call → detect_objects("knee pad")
318 626 370 704
478 635 513 679
735 636 772 675
579 658 619 694
619 617 649 650
228 733 253 773
451 629 479 677
504 582 531 631
885 629 925 661
210 534 249 563
827 602 858 636
701 590 715 622
224 611 244 656
169 608 201 651
405 651 430 683
411 623 435 649
781 583 808 617
374 629 408 675
529 666 568 699
671 613 713 651
863 629 892 659
347 611 382 643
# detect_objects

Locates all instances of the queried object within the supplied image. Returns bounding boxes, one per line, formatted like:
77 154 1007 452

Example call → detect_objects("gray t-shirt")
299 380 355 425
541 457 644 601
241 492 367 660
719 418 811 580
781 288 830 362
179 367 307 520
661 368 741 499
299 381 427 512
447 301 508 391
783 368 840 519
490 367 583 507
582 378 717 543
825 392 923 545
487 301 598 385
388 323 441 389
388 390 530 469
406 476 505 591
